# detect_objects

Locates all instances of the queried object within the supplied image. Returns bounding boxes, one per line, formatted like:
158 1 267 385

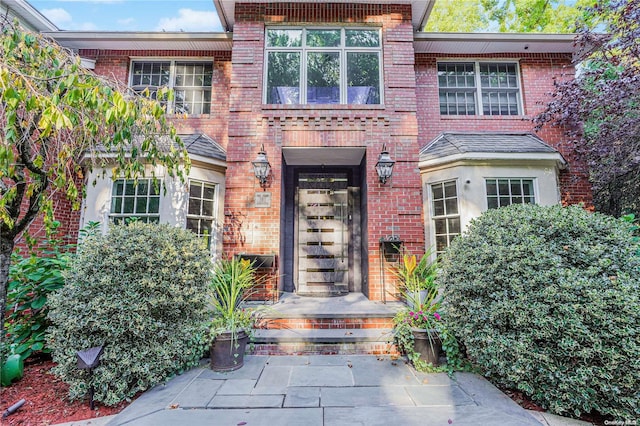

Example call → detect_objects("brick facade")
17 2 593 302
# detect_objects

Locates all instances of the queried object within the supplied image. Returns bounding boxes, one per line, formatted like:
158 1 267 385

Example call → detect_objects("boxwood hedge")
440 204 640 419
47 222 211 405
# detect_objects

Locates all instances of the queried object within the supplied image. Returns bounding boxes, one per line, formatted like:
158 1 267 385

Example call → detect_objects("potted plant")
392 273 443 368
390 249 437 309
208 256 260 372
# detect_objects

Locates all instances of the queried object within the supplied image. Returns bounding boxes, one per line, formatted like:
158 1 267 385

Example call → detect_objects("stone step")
256 317 395 330
250 328 398 356
253 328 394 344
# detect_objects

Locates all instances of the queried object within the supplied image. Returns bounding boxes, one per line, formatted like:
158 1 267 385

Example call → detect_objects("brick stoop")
249 292 403 355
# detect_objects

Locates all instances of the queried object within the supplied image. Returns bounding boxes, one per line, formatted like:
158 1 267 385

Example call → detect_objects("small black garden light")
77 345 104 410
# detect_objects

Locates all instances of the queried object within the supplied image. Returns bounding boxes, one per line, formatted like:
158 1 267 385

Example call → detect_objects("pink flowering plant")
403 304 442 331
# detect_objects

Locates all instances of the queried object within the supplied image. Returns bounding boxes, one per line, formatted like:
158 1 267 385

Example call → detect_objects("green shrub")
47 222 211 406
6 246 69 361
440 204 640 419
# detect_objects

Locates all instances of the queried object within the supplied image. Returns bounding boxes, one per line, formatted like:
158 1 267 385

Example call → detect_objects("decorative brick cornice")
235 2 412 24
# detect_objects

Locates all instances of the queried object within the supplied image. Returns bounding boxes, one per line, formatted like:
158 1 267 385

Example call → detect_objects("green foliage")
392 308 471 375
209 257 262 341
390 250 438 296
47 222 211 406
0 17 188 355
5 244 69 361
425 0 593 32
440 204 640 419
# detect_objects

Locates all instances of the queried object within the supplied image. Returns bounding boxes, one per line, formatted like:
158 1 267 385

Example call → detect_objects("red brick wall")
415 53 592 207
224 3 424 300
14 49 232 253
79 49 232 150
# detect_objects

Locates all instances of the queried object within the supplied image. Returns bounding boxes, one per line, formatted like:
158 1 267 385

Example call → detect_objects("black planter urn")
210 330 249 372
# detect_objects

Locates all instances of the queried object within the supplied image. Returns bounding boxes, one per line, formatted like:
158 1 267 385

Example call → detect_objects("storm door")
296 173 349 296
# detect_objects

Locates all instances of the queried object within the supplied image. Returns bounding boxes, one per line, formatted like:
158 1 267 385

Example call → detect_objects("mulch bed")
501 387 608 426
0 358 128 425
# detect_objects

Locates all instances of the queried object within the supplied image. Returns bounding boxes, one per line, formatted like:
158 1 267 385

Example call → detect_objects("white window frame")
185 179 218 247
109 178 162 224
263 27 383 105
129 58 214 115
437 60 523 116
485 178 537 209
430 179 461 256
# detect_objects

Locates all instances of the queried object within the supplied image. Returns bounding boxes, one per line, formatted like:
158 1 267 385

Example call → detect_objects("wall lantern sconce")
252 144 271 186
375 144 395 184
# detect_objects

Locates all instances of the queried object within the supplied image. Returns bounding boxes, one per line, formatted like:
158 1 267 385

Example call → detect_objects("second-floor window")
130 60 213 115
265 28 382 105
437 61 521 116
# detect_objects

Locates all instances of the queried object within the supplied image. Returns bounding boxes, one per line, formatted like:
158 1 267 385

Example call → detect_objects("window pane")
124 181 136 195
114 180 124 196
444 181 457 198
202 200 214 217
135 198 147 214
131 61 170 87
431 184 443 199
266 29 302 47
203 185 215 200
190 181 202 198
186 218 199 233
306 30 340 47
148 197 160 213
434 218 446 235
345 29 379 47
486 180 497 196
510 181 522 196
436 236 448 253
522 180 534 196
267 52 300 104
433 200 445 216
347 52 380 104
445 198 458 215
188 198 201 215
487 197 499 209
111 197 122 213
307 52 340 104
448 217 461 234
499 196 511 207
498 179 509 195
123 197 134 214
136 180 149 196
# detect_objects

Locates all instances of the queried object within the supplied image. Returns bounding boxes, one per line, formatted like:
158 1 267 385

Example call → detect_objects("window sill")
439 115 532 120
167 114 212 119
261 104 386 111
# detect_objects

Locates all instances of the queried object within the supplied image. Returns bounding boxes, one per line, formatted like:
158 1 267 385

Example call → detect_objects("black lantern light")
375 144 395 184
252 144 271 186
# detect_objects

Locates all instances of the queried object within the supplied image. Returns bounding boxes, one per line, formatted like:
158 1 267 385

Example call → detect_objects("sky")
30 0 224 32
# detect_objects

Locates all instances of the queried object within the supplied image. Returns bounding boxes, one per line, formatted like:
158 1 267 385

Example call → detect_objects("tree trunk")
0 236 15 354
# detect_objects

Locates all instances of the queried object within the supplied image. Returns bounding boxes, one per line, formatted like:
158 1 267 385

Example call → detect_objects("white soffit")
43 32 233 51
1 0 57 31
414 32 577 54
282 147 365 166
213 0 435 32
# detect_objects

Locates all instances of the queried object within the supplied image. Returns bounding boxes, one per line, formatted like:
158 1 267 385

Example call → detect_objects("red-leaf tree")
0 18 189 351
534 0 640 217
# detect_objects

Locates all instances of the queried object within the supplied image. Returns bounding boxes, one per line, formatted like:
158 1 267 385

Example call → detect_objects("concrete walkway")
101 355 546 426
